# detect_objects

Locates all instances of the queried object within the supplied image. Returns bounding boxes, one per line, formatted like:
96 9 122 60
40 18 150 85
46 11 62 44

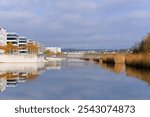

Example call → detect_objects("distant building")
45 47 61 53
0 27 7 53
27 39 35 45
37 43 45 54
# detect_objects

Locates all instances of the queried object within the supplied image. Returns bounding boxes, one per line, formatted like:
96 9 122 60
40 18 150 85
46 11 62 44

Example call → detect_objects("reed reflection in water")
99 62 150 85
99 62 125 74
126 66 150 85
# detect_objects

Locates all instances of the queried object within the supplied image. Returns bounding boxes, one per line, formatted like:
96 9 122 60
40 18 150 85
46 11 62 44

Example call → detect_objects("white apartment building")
0 27 7 45
37 43 45 54
18 36 28 54
7 32 19 46
45 47 61 53
0 27 7 54
0 28 45 55
27 39 35 45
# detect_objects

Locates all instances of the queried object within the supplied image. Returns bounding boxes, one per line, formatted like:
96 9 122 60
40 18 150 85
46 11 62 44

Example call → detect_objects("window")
7 38 18 40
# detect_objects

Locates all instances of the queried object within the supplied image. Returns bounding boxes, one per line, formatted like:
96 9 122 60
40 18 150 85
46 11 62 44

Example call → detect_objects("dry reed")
125 53 150 68
101 53 125 64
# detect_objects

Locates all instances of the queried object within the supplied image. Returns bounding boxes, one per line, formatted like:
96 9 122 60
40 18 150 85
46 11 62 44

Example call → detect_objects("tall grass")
101 54 115 64
125 53 150 69
101 53 125 64
114 53 125 64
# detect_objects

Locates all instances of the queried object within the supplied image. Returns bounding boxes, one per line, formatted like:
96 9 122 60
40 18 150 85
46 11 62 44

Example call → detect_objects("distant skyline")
0 0 150 49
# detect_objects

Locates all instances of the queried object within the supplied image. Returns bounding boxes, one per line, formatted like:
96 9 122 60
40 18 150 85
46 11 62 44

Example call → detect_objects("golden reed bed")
125 53 150 68
101 53 125 64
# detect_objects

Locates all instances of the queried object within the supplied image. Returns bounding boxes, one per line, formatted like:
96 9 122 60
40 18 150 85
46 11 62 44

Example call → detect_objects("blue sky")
0 0 150 49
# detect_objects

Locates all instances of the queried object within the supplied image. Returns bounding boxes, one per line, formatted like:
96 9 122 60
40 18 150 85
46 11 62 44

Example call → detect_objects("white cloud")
0 0 150 48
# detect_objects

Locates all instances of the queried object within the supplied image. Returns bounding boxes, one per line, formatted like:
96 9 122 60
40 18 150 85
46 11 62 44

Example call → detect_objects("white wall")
0 54 45 63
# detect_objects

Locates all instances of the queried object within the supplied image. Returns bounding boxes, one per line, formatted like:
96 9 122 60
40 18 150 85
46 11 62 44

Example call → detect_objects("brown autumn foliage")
125 53 150 68
0 42 39 54
132 33 150 53
2 42 18 54
101 53 125 64
27 43 39 54
114 53 125 64
125 33 150 68
101 53 115 64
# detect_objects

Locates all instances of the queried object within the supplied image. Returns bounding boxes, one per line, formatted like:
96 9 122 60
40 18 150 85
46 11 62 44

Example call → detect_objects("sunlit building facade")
18 37 28 54
7 32 19 46
0 27 45 55
0 27 7 54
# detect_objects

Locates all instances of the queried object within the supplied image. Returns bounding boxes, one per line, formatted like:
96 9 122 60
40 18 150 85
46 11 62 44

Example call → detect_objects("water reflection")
0 58 90 93
99 62 150 85
99 62 125 74
0 59 63 92
126 66 150 85
0 63 44 92
1 59 150 99
62 59 92 68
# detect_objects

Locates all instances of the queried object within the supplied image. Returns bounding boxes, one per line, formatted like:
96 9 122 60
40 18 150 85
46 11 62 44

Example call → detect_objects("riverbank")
81 52 150 70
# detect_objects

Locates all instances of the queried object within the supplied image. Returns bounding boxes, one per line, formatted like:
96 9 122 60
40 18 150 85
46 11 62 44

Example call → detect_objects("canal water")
0 58 150 100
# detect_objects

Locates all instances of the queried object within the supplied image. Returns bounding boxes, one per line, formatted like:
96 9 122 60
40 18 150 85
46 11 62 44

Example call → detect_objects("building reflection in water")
0 63 45 92
99 62 150 85
0 58 91 93
0 59 63 92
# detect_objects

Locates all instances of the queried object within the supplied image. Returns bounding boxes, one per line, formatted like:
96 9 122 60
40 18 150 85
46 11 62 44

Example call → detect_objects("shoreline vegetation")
82 33 150 70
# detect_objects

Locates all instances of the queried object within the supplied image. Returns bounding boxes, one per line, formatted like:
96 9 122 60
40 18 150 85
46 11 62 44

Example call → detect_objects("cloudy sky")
0 0 150 49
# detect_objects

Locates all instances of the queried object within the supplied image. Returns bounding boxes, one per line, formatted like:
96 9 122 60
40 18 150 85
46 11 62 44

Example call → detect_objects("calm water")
0 58 150 100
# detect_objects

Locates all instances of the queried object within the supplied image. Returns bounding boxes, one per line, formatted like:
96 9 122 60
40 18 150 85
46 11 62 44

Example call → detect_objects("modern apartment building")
37 42 45 54
0 27 7 54
0 27 45 55
7 32 19 46
18 37 28 53
27 39 35 44
0 27 7 46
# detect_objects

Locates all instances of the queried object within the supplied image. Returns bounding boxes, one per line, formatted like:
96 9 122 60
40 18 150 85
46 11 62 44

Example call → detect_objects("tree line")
132 33 150 53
